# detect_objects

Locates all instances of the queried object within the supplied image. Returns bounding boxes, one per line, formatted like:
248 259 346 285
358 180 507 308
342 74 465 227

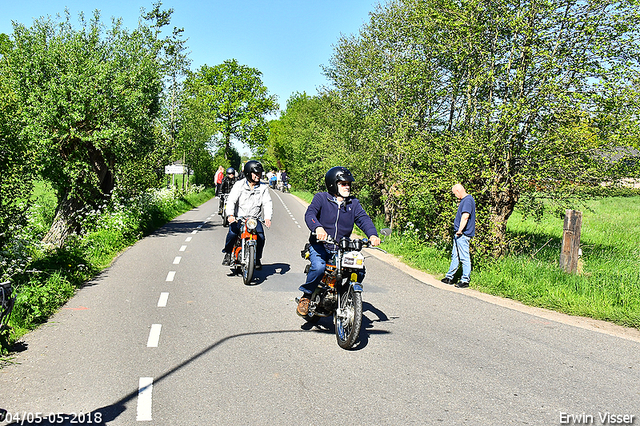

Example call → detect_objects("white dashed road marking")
136 377 154 421
157 292 169 307
272 190 303 229
146 324 162 348
138 209 213 421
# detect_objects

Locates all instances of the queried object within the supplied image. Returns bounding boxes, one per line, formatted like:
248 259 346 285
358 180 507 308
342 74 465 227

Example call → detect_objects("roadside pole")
559 209 582 273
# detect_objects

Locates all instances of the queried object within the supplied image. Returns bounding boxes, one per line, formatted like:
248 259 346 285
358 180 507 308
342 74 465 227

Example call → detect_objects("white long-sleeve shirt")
225 178 273 220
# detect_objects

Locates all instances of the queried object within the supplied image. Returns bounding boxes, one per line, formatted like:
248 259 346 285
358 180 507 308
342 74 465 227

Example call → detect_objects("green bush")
12 272 75 330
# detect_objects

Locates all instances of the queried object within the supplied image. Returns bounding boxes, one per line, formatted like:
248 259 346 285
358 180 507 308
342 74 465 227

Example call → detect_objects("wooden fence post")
559 210 582 274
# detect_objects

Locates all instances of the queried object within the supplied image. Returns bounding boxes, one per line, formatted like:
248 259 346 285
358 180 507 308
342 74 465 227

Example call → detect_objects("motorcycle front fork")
242 239 257 265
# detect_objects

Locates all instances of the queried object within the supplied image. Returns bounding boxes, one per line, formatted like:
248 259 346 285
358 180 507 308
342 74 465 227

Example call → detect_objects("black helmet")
325 166 355 196
243 160 264 183
226 167 236 175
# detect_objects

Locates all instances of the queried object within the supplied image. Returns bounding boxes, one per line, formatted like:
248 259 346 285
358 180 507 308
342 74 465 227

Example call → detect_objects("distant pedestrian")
214 166 224 196
441 184 476 288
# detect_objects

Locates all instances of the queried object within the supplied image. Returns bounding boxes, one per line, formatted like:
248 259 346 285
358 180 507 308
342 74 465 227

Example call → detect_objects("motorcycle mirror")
380 228 392 243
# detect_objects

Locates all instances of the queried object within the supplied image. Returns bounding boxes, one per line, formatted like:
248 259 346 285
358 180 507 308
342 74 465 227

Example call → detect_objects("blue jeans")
299 243 329 295
223 221 265 260
445 235 471 283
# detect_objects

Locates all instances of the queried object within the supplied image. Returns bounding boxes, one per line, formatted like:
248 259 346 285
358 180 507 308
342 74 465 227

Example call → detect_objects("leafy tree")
0 35 36 252
3 8 172 246
323 0 640 255
181 59 279 160
150 1 191 163
265 92 350 192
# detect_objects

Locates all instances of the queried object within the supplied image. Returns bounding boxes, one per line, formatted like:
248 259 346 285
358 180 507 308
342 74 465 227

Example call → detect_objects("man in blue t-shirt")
441 184 476 288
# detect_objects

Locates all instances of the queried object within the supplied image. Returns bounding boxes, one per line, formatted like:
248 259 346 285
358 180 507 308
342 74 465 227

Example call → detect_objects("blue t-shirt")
454 195 476 237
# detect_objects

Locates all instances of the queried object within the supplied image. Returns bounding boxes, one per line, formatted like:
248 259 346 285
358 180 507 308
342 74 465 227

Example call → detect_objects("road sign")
165 165 184 174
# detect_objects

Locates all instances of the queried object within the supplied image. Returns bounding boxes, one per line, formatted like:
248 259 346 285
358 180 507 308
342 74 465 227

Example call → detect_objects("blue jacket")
305 192 378 243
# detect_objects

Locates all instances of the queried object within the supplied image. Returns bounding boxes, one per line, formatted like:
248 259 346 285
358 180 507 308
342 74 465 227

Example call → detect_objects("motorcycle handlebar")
311 233 387 253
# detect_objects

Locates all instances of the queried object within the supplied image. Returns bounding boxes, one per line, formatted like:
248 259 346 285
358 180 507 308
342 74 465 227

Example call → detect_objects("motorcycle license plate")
342 251 365 269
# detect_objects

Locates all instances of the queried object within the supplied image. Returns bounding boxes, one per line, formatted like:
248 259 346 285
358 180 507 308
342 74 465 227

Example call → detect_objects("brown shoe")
296 297 310 316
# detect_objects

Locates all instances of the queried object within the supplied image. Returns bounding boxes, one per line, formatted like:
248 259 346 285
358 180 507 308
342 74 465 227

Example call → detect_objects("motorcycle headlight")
246 218 258 231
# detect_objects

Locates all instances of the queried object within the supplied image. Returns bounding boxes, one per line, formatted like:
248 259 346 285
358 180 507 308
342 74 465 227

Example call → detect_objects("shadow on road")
149 219 217 238
2 302 394 424
251 262 291 285
300 301 392 351
225 262 292 285
2 329 307 425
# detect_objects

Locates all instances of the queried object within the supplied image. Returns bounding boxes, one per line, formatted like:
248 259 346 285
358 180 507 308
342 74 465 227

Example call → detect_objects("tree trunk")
486 186 518 257
85 142 114 196
42 194 85 248
43 141 114 248
377 174 398 229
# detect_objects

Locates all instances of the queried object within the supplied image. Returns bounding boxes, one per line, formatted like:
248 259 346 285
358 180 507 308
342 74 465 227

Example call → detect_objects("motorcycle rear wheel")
242 244 256 285
335 286 362 349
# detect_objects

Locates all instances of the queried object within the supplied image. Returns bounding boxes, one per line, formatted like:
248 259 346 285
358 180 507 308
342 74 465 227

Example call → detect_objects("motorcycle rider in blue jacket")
297 166 381 316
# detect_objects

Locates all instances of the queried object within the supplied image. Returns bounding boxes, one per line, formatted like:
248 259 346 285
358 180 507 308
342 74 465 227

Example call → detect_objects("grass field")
477 197 640 327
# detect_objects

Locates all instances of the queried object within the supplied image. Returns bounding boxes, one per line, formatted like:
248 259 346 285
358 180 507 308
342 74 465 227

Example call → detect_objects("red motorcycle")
229 216 260 285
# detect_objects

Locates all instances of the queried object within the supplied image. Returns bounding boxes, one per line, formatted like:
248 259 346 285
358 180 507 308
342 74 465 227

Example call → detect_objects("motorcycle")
297 228 391 349
218 194 230 227
229 216 261 285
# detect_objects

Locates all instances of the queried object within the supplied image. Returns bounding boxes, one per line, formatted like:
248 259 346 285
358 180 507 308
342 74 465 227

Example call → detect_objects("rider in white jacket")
222 160 272 269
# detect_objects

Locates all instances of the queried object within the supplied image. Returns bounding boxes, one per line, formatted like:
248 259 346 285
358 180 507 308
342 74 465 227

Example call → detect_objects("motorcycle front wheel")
242 244 256 285
335 286 362 349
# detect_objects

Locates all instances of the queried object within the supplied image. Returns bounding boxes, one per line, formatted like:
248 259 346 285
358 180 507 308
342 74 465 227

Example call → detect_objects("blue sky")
1 0 379 113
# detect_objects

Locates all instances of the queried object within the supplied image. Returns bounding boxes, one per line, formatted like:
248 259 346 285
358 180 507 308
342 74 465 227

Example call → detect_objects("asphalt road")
1 190 639 425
